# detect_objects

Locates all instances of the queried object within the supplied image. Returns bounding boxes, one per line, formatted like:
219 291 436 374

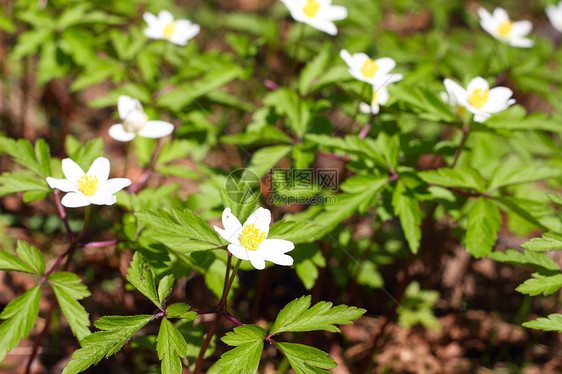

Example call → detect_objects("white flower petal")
260 239 295 254
339 49 353 67
322 5 347 21
87 193 117 206
375 85 390 105
138 121 174 138
102 178 132 195
248 252 266 270
144 27 163 39
109 124 136 142
308 18 338 35
143 12 159 27
227 244 251 261
263 251 294 266
473 113 490 123
370 102 381 114
443 79 468 106
466 77 489 94
359 102 372 114
86 157 110 183
492 8 510 23
511 20 532 36
158 10 174 25
61 158 85 181
485 86 513 110
373 73 403 86
170 20 200 45
214 208 243 243
375 57 396 75
61 192 90 208
46 177 76 192
508 37 533 48
242 207 271 238
546 4 562 32
117 95 138 119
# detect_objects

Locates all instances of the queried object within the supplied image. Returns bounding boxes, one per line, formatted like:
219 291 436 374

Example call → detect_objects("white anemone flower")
546 2 562 33
359 82 390 115
280 0 347 36
443 77 515 123
478 7 533 48
214 207 295 270
108 95 174 142
46 157 131 208
340 49 403 86
143 10 200 46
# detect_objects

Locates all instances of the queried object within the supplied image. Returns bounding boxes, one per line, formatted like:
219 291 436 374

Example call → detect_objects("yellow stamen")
303 0 320 18
468 88 489 109
361 59 379 79
77 175 99 196
163 21 177 39
240 224 266 251
497 21 513 38
456 105 466 117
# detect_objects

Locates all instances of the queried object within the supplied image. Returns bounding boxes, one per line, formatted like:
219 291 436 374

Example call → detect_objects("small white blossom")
46 157 131 208
340 49 402 86
478 7 533 48
546 2 562 33
443 77 515 123
440 86 467 119
280 0 347 36
108 95 174 142
214 207 294 270
143 10 200 46
359 81 391 115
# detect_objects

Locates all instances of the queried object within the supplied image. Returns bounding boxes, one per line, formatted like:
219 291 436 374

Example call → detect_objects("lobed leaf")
157 318 188 374
465 198 502 258
62 315 153 374
516 271 562 296
276 342 337 374
522 314 562 333
221 325 266 347
269 295 366 335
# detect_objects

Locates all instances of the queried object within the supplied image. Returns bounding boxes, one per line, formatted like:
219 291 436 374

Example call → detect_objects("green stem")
219 259 242 310
74 205 90 245
451 122 470 168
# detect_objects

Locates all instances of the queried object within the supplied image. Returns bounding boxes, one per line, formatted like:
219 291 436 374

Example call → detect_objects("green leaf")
264 89 310 138
418 166 486 192
135 209 222 253
247 145 292 178
49 272 91 340
516 271 562 296
126 252 160 308
488 160 562 191
268 221 325 244
157 318 188 374
62 315 153 374
64 136 104 172
0 286 41 362
0 250 35 274
276 342 337 374
392 180 422 254
16 241 45 275
269 296 366 335
158 275 174 306
11 28 52 60
299 45 330 95
488 249 559 271
0 172 49 199
465 198 501 258
215 340 263 374
165 303 198 320
521 232 562 252
221 325 266 346
522 314 562 333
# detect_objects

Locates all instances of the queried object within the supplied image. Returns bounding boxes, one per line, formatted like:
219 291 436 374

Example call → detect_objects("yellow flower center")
468 88 489 109
163 21 177 39
303 0 320 18
361 59 379 79
240 224 266 251
497 21 513 38
77 175 99 196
